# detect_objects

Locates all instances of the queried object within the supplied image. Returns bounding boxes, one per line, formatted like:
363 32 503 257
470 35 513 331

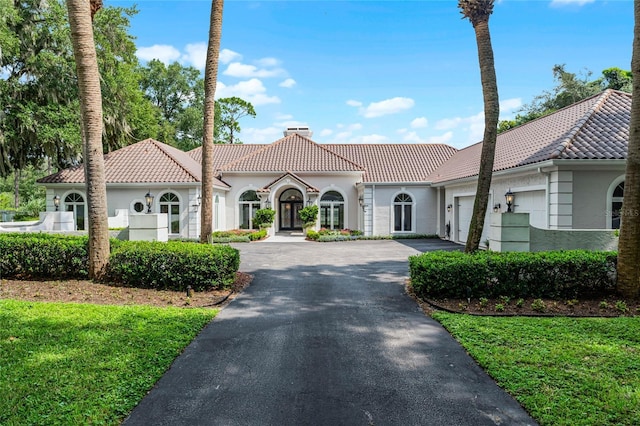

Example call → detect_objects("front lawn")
0 299 216 425
432 313 640 426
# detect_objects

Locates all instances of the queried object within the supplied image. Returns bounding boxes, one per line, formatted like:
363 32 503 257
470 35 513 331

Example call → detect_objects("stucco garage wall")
369 185 436 236
571 170 625 229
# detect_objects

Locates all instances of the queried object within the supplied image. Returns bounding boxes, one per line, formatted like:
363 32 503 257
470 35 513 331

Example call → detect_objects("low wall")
530 226 618 252
490 213 618 252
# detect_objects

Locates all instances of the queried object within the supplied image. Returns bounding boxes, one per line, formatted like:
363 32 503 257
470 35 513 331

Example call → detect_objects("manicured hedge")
107 241 239 291
0 233 240 292
409 250 617 299
0 233 89 279
210 229 266 243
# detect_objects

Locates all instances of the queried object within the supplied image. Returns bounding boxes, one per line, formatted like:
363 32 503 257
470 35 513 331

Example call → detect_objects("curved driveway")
124 239 536 425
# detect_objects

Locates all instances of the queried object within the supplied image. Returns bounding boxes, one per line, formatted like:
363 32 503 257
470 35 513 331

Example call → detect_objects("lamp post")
144 191 154 214
505 189 515 213
53 195 60 211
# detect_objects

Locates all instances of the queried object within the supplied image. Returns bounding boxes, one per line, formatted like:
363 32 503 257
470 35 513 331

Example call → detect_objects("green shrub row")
409 250 617 299
0 233 89 279
210 228 266 243
107 241 239 291
0 233 240 291
306 230 439 242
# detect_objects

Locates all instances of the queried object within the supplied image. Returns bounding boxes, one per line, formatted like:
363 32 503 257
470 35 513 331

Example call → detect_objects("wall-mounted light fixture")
53 195 61 211
144 191 154 214
307 199 314 206
493 203 501 213
505 189 515 213
265 199 271 209
358 195 365 207
447 204 452 213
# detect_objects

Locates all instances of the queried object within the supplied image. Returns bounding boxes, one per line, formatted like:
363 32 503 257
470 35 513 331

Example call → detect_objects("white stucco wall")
220 172 362 231
367 184 436 236
571 170 626 229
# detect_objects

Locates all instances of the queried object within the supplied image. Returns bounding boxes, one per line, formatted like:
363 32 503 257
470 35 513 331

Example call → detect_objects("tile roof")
217 133 365 173
188 144 263 168
325 144 457 183
38 138 228 188
428 90 631 184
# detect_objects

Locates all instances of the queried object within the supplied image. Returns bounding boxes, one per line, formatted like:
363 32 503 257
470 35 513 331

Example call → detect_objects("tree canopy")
498 65 633 133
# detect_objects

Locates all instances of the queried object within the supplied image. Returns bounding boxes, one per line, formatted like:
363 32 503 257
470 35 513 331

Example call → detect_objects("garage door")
456 196 474 244
456 195 491 245
515 190 546 228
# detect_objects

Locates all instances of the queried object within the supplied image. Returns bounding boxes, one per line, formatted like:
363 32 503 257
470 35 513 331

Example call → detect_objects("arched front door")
279 188 303 230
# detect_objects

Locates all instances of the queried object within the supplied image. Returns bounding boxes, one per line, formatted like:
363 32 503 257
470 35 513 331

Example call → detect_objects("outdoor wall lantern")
307 199 314 206
144 191 154 214
53 195 61 211
265 199 271 209
358 195 365 207
505 189 515 213
493 203 501 213
447 204 452 213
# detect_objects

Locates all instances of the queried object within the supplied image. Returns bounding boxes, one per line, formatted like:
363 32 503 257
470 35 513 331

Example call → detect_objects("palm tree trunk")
67 0 110 279
465 18 500 253
201 0 224 243
617 0 640 298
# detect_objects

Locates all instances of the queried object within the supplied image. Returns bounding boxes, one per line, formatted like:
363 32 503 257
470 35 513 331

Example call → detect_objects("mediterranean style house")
37 89 630 244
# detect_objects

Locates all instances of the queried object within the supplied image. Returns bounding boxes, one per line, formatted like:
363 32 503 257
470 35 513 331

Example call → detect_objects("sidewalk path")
124 239 536 425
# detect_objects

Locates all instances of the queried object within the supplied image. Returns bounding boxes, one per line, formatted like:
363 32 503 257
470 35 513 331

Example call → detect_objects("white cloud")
434 111 484 144
216 79 280 106
410 117 428 129
220 49 242 64
182 43 207 70
346 100 362 107
274 119 308 129
550 0 595 7
241 127 283 144
136 45 181 64
427 131 454 145
500 98 522 113
320 129 333 137
361 97 415 118
223 62 285 78
275 113 293 120
279 78 296 88
435 117 463 131
256 57 280 67
354 134 389 144
347 123 363 131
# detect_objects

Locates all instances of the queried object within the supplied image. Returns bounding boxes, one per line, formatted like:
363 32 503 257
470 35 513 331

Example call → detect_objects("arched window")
611 181 624 229
159 192 180 234
393 193 413 232
320 191 344 230
239 190 260 229
64 192 85 231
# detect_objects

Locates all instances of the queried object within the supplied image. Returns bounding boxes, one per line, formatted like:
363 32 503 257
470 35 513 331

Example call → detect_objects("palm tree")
617 0 640 298
66 0 110 279
201 0 224 243
459 0 500 253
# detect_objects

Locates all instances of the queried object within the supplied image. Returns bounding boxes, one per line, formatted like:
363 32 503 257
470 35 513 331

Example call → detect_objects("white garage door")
456 196 474 244
514 190 546 228
456 195 491 245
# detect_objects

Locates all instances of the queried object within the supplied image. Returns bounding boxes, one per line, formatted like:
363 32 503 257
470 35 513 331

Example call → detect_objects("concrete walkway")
124 239 536 425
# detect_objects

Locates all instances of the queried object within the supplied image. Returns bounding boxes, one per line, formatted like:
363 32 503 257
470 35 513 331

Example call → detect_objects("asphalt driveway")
124 239 536 425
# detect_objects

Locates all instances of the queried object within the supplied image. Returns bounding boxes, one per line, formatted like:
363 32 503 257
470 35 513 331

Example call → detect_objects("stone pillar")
129 213 168 242
489 212 530 252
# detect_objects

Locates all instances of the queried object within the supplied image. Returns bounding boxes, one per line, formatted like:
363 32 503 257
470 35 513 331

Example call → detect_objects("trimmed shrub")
0 233 88 279
409 250 617 299
108 241 239 291
253 208 275 227
210 229 266 243
306 230 319 240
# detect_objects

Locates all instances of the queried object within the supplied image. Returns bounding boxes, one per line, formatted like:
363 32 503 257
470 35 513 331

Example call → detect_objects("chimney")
283 126 313 138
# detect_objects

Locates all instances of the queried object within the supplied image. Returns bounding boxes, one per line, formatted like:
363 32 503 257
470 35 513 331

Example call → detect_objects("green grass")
432 313 640 426
0 299 217 425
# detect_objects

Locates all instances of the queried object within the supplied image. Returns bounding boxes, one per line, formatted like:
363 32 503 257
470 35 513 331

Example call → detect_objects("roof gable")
218 133 365 173
428 90 630 184
259 172 320 194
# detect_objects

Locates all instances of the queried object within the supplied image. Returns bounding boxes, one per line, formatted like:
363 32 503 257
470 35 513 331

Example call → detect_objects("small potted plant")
298 205 318 235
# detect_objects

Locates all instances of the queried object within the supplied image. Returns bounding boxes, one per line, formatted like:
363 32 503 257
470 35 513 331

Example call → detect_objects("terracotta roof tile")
428 90 631 184
325 143 457 183
38 138 228 187
188 144 263 168
218 133 365 173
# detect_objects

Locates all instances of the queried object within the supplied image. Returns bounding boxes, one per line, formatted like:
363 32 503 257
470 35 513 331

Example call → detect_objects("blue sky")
114 0 633 148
